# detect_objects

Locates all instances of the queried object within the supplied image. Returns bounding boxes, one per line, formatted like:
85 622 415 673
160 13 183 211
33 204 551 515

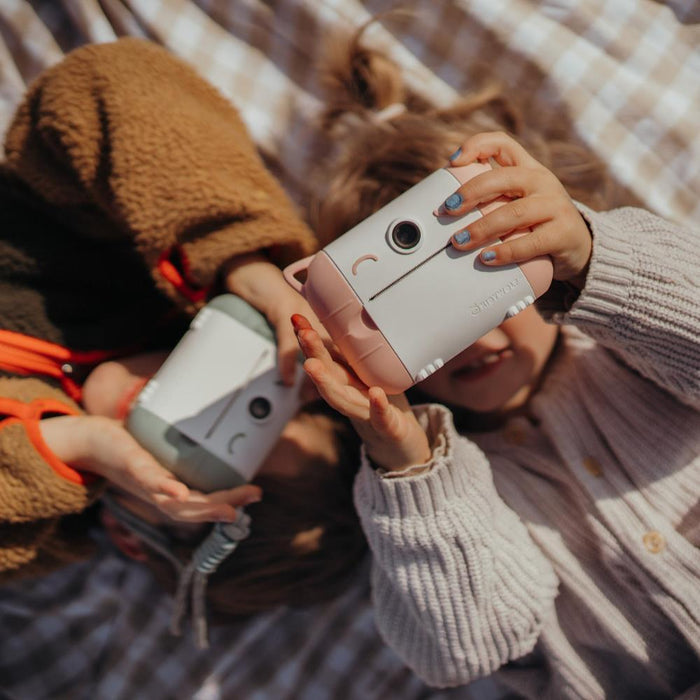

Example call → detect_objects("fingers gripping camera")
284 164 552 394
127 296 303 492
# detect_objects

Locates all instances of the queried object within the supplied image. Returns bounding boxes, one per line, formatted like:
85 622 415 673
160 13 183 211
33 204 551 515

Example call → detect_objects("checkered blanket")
0 535 491 699
0 1 698 697
1 0 699 226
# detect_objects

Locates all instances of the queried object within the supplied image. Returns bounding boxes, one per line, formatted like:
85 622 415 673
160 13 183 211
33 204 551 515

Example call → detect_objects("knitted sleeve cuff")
555 203 636 330
354 404 487 518
535 202 636 325
544 205 700 404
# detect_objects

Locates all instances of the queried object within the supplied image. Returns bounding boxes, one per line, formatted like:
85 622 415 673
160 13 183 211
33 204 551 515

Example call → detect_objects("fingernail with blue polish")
448 147 462 161
453 229 470 245
443 193 463 211
482 250 497 262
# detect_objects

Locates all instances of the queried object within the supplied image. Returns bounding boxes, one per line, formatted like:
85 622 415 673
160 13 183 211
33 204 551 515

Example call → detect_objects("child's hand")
442 132 592 288
224 253 328 385
40 415 261 522
292 314 431 472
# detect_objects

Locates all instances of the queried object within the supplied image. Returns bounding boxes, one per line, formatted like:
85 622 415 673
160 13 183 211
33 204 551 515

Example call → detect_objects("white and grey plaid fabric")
0 534 496 700
0 0 698 225
0 1 698 697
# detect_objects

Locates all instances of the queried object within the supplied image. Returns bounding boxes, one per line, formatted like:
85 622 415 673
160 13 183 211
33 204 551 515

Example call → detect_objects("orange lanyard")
0 330 120 402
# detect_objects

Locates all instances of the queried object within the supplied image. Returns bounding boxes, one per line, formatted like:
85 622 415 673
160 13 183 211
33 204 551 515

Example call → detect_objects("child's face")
417 307 558 415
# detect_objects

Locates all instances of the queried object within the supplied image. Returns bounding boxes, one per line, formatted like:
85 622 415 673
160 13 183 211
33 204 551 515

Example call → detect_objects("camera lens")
248 396 272 421
391 221 421 250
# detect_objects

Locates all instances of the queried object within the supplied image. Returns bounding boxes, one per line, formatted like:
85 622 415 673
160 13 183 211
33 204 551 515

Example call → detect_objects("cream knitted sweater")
354 206 700 699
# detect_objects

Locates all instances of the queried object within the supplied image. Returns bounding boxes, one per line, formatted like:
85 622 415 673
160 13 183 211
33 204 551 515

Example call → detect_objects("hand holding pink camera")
289 133 588 470
292 314 431 473
284 133 559 395
445 132 592 288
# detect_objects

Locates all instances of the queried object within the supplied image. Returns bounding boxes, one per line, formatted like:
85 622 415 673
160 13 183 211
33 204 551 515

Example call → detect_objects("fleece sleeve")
0 377 103 577
3 38 317 304
353 404 559 688
538 205 700 409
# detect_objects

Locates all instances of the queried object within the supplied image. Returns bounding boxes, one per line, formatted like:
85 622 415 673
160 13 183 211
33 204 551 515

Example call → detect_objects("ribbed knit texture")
353 206 700 698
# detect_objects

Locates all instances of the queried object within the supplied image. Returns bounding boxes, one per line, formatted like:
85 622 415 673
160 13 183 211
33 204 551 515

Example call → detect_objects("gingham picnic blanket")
1 0 699 227
0 536 494 700
0 2 698 698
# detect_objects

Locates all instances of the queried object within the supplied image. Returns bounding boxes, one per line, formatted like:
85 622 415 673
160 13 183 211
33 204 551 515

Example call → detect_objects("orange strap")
0 397 78 422
0 397 93 485
157 245 210 304
0 330 120 402
1 245 207 395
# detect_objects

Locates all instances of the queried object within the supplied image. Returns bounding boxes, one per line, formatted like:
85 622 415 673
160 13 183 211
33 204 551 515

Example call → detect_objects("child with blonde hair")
293 26 700 699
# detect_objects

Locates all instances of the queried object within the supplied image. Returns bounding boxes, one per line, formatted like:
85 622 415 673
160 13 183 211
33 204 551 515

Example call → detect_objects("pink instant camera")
284 163 553 394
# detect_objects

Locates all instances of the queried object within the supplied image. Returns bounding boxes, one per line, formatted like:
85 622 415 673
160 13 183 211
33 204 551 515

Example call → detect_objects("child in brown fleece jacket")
0 38 366 592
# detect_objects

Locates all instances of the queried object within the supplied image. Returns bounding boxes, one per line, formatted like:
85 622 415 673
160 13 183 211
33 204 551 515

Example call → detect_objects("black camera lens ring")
248 396 272 421
387 219 423 254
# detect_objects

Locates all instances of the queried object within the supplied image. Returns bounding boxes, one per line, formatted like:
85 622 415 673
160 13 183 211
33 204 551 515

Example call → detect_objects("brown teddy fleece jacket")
0 38 316 580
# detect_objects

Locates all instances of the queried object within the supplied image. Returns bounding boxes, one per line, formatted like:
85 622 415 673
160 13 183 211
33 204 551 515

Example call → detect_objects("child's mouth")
452 349 512 382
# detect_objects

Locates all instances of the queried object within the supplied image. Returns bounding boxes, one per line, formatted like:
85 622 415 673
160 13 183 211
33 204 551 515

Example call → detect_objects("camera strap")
0 329 122 401
170 512 251 649
101 493 251 649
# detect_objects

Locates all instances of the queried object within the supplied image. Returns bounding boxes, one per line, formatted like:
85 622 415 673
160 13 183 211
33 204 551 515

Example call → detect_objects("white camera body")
284 163 552 394
126 295 303 492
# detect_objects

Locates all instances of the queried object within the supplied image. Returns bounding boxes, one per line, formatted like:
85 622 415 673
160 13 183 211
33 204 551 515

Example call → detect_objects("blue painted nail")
443 193 463 211
482 250 496 262
453 229 470 245
448 147 462 161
